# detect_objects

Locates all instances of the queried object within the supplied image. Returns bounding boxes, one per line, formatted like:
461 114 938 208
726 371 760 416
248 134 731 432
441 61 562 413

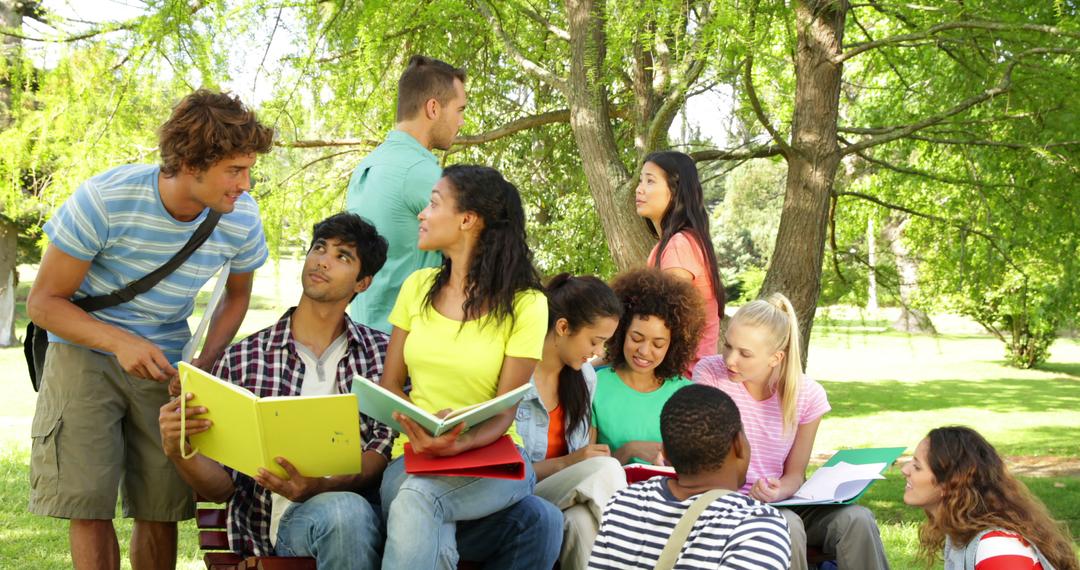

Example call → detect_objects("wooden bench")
196 499 315 570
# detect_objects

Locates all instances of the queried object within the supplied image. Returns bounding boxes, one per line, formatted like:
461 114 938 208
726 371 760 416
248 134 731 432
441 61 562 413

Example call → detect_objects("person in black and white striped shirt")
588 384 791 570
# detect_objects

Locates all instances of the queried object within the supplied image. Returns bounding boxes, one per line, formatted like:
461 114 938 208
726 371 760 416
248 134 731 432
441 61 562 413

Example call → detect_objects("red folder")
404 435 526 480
624 464 678 484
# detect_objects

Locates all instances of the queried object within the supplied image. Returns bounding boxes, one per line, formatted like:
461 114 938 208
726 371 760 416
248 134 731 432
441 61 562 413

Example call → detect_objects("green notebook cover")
351 376 530 436
772 446 906 506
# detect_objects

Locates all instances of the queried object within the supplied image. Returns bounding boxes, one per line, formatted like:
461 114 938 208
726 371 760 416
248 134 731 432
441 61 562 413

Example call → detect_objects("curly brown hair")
158 89 274 177
918 426 1078 570
606 268 704 382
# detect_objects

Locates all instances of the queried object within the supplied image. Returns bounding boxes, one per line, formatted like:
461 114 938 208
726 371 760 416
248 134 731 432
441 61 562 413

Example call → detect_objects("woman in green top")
592 268 705 465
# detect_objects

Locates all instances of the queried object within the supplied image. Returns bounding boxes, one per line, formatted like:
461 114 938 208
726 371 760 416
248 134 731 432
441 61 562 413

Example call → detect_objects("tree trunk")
760 0 847 369
867 218 878 311
0 0 23 346
564 0 653 271
882 214 936 333
0 218 16 346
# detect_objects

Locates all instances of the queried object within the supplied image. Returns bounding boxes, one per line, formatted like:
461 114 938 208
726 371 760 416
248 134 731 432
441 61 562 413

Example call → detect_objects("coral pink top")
648 231 720 374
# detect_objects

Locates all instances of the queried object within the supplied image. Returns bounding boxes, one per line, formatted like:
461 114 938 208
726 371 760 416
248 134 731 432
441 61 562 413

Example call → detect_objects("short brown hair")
396 55 466 122
158 89 275 176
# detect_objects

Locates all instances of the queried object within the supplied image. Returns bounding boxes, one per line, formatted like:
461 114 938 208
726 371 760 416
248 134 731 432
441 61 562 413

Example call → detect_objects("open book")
351 377 531 436
179 362 363 479
772 446 905 506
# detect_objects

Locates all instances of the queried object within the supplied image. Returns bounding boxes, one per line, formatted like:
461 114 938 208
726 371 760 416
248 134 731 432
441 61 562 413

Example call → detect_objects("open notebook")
179 362 363 479
772 446 905 506
351 377 530 436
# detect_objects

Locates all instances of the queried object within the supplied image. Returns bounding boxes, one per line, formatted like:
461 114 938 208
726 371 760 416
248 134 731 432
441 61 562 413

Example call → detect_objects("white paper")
182 262 230 363
789 461 886 502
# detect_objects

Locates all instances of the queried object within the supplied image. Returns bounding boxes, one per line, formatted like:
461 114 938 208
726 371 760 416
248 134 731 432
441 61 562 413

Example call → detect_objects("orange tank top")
545 405 569 459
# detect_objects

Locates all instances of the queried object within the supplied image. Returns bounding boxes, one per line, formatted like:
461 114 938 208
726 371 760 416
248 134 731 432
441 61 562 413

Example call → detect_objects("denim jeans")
275 491 382 570
380 448 557 569
457 494 562 569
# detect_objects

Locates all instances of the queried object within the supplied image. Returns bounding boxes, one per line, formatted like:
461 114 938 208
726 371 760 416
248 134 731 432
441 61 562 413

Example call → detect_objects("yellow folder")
178 362 363 479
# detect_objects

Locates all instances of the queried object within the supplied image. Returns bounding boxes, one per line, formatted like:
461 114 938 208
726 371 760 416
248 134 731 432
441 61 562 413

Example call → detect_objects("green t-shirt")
387 268 548 457
591 366 692 464
347 130 443 334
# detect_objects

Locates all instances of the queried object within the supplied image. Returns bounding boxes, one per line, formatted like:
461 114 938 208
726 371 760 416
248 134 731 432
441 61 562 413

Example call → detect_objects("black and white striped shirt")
588 477 791 570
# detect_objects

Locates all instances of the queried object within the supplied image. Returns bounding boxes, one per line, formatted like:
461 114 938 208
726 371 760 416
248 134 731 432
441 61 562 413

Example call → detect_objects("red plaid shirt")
210 308 392 556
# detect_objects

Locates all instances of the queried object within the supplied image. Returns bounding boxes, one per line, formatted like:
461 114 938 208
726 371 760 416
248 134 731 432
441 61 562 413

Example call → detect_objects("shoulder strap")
653 488 732 570
74 210 222 313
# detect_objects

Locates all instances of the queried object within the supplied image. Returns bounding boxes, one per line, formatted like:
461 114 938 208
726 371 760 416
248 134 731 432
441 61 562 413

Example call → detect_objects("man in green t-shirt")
346 54 467 333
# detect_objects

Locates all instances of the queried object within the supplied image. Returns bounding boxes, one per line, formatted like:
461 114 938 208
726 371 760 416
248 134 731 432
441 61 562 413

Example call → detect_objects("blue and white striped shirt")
589 477 792 570
43 164 268 362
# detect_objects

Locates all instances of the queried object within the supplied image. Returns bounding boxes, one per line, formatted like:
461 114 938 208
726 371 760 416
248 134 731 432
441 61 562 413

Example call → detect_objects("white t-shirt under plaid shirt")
588 477 791 570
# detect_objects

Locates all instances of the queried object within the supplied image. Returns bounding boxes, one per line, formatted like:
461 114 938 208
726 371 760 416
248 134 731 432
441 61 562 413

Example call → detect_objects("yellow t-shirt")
388 267 547 457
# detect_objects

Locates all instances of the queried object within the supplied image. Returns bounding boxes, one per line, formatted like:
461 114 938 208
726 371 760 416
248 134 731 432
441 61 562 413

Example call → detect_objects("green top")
591 366 692 464
346 130 443 334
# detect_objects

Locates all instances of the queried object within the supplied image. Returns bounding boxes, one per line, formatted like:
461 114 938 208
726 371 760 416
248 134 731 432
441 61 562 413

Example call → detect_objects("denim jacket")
515 362 598 463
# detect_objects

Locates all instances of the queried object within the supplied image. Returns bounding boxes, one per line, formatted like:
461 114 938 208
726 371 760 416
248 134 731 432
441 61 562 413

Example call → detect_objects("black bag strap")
73 210 222 313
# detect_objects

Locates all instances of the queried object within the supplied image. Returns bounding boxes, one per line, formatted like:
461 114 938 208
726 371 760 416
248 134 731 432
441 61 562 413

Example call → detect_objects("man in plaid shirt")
159 212 392 567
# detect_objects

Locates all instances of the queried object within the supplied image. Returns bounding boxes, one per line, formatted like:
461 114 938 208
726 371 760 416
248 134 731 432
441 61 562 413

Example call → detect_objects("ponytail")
544 273 622 440
730 292 802 433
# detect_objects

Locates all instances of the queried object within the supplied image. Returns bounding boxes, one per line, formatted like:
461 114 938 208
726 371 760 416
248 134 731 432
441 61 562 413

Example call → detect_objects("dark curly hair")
158 89 274 176
424 165 541 327
606 268 704 382
918 426 1078 570
661 384 743 476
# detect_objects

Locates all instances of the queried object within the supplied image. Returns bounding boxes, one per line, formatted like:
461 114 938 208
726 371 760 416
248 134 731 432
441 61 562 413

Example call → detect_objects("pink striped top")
693 355 830 493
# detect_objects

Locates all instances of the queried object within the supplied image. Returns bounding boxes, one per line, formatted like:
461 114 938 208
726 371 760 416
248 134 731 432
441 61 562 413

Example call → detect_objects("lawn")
2 264 1078 568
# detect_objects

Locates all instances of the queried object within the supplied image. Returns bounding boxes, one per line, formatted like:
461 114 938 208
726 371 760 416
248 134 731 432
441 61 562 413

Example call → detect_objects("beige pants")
534 456 626 570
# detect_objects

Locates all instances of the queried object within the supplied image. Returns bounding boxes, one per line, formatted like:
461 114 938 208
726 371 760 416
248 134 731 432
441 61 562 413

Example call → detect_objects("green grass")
3 265 1078 566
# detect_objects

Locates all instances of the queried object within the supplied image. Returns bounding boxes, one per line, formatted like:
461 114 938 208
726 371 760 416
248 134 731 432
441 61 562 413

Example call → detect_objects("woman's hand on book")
395 413 467 456
566 444 611 466
613 441 663 466
748 477 784 502
255 458 325 502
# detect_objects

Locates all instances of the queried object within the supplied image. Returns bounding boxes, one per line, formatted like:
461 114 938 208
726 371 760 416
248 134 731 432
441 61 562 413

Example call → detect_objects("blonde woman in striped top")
693 293 889 570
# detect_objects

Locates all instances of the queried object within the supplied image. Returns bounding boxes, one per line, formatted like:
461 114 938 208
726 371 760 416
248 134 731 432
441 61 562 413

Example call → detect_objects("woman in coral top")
903 426 1077 570
636 151 724 375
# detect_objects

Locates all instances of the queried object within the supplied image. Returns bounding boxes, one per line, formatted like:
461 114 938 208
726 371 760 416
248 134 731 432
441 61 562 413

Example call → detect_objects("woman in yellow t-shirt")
378 165 552 569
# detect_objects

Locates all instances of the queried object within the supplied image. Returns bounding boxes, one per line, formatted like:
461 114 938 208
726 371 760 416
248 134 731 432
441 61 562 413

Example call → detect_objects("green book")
351 376 531 436
771 446 906 506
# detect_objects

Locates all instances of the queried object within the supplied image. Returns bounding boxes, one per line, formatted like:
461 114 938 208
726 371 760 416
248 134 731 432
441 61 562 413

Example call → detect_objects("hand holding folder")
404 435 526 480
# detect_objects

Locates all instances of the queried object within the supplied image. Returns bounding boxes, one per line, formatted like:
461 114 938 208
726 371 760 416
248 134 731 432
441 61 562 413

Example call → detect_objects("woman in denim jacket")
515 274 627 570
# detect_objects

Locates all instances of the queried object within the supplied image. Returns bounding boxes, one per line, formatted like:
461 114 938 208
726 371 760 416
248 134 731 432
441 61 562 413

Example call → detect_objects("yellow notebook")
178 362 363 479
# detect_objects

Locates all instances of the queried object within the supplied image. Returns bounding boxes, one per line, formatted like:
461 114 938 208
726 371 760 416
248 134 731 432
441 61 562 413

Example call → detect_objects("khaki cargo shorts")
28 342 195 521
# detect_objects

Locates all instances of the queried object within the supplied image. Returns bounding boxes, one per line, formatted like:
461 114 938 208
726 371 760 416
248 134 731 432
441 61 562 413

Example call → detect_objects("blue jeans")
275 491 382 570
380 449 558 569
457 495 563 569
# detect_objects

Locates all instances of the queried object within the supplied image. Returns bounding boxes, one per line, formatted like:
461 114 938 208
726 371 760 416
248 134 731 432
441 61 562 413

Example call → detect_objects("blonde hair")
730 292 802 432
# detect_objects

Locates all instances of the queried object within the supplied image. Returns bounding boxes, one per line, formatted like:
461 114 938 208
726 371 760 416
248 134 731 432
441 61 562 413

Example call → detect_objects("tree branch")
691 144 785 162
278 138 381 149
646 3 715 151
743 56 794 158
835 190 1024 275
450 108 571 149
508 0 569 41
475 0 566 91
849 147 1019 189
837 20 1080 63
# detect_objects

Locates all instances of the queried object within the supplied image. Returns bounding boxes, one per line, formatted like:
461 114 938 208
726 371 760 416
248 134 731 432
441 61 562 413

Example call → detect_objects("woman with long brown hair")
902 426 1078 569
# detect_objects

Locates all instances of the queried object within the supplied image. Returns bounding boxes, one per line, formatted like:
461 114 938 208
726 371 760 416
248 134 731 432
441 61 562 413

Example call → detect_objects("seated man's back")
589 477 790 570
